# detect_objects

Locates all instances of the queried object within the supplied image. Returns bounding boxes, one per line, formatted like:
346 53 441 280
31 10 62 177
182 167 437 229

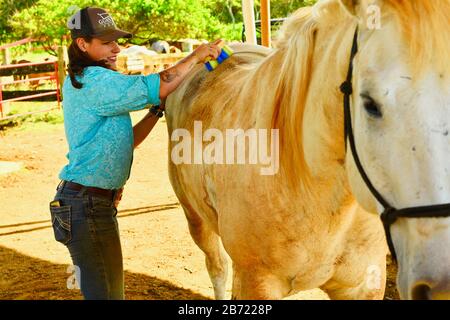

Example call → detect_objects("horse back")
165 44 272 232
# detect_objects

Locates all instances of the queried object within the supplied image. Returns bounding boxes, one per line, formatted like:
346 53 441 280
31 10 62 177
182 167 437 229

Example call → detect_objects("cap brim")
95 29 132 41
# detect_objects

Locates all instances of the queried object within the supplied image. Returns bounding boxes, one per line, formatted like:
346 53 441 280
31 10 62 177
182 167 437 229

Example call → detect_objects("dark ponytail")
67 36 109 89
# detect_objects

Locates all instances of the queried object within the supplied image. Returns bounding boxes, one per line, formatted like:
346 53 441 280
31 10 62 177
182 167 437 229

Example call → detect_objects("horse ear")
339 0 359 16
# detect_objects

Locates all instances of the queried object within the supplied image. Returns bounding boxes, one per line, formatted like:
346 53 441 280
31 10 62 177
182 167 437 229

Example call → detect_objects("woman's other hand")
158 39 224 100
191 39 223 64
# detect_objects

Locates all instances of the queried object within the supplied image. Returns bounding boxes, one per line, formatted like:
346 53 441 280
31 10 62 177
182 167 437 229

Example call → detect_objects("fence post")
1 48 11 65
57 46 68 97
242 0 257 45
260 0 271 48
0 77 3 118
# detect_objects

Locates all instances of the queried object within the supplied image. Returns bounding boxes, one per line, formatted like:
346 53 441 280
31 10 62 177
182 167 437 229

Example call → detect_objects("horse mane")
268 7 317 189
384 0 450 78
262 0 449 189
269 2 347 189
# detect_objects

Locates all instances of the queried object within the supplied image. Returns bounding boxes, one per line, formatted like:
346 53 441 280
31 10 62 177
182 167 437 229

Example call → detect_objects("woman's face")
76 37 121 68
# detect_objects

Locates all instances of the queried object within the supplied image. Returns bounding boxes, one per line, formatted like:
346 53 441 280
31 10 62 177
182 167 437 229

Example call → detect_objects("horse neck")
248 16 357 192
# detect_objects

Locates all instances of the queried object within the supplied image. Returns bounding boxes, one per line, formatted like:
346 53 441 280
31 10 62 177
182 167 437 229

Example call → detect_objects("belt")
59 180 118 200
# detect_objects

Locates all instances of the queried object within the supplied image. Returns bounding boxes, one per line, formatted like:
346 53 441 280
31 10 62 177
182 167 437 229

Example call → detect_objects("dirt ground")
0 110 399 300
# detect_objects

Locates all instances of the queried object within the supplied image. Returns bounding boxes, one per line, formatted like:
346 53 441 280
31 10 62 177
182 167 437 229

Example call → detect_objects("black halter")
340 28 450 262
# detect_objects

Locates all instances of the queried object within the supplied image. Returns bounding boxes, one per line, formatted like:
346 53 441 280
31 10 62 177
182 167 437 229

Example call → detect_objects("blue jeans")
50 182 124 300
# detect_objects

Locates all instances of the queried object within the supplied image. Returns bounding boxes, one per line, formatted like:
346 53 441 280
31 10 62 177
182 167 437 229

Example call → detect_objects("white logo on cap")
97 13 115 28
67 5 81 30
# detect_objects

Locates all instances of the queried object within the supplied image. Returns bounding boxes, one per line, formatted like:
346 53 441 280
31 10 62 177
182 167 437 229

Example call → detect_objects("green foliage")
0 0 317 50
0 0 38 42
261 0 317 19
2 0 235 46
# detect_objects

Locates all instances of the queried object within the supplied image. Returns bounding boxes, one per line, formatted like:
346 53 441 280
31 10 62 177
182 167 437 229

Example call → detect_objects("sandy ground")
0 110 399 300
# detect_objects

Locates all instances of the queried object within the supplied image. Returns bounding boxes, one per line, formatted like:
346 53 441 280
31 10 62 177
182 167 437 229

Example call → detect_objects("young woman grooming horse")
49 7 221 300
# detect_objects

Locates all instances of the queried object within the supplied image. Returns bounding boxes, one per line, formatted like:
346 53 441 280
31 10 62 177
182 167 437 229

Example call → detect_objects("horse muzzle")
409 280 450 300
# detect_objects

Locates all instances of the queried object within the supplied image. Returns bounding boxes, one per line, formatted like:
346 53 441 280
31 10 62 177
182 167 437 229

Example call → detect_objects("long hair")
269 6 318 189
67 36 109 89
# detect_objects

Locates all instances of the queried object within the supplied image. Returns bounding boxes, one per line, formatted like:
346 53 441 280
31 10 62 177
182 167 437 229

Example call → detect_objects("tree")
268 0 317 18
0 0 38 42
0 0 318 54
4 0 229 51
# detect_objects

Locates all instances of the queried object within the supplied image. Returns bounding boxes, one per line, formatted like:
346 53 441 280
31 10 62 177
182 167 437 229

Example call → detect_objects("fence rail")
1 75 53 86
0 61 61 120
117 52 189 75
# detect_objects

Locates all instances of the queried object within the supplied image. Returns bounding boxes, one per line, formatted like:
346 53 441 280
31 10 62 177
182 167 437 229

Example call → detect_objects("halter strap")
339 28 450 262
340 28 393 210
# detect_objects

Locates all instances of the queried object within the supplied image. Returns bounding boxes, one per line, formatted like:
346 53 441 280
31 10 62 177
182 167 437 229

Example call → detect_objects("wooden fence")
0 46 67 120
117 52 189 75
0 61 61 120
0 39 188 121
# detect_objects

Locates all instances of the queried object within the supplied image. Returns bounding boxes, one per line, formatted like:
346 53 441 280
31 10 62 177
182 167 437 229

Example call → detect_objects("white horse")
165 0 450 299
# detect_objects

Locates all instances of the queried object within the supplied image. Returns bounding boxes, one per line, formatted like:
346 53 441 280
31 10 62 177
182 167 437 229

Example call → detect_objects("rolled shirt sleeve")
143 73 161 106
80 67 161 116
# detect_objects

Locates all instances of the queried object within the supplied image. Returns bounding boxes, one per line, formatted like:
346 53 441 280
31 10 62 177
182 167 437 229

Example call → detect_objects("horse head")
340 0 450 299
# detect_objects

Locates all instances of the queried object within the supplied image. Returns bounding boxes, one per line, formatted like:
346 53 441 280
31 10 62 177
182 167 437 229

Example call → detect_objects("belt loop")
77 186 87 198
112 189 118 202
57 180 66 192
87 192 93 211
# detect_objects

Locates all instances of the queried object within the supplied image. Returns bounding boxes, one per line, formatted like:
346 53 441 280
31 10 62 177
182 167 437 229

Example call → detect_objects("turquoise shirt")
59 66 160 189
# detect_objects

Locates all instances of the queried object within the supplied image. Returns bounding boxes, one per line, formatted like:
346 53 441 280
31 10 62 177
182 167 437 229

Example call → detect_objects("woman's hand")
191 39 223 64
158 39 224 99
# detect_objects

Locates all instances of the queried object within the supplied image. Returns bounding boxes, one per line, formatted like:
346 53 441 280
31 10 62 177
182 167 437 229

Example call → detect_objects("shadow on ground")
0 244 400 300
0 202 399 300
0 245 209 300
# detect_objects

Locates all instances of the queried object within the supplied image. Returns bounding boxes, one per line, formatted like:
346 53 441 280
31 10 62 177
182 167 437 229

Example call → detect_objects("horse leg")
320 263 386 300
320 211 387 300
182 204 229 300
231 265 290 299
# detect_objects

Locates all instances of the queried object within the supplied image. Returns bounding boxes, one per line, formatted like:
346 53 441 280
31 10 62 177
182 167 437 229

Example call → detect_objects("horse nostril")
411 284 432 300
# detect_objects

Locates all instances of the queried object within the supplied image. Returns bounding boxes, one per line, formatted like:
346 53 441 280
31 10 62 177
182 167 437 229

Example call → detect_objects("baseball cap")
68 7 132 41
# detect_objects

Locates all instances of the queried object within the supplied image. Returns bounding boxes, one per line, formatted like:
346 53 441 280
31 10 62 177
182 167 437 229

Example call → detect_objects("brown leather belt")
60 180 118 200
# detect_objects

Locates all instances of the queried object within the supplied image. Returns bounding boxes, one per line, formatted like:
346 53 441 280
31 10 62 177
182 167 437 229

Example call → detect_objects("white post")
57 46 68 97
242 0 257 44
1 48 10 65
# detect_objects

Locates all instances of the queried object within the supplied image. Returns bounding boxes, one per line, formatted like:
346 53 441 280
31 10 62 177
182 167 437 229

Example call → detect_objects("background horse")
165 0 449 299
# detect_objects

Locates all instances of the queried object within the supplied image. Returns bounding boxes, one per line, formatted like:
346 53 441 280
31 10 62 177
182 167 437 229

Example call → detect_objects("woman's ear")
76 38 87 52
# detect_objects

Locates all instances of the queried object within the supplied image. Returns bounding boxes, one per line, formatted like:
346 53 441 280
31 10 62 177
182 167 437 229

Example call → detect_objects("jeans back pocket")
50 202 72 245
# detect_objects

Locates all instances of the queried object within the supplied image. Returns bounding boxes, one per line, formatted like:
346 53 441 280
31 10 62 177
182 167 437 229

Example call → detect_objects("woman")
50 7 221 299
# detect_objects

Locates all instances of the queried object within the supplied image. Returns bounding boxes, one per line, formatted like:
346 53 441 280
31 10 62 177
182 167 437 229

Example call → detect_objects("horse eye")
361 94 382 118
